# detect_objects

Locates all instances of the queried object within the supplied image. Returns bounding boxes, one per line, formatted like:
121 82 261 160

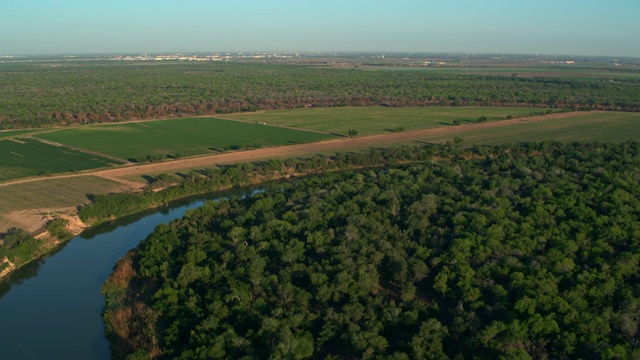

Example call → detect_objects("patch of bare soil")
1 207 77 235
59 213 88 236
0 257 16 279
2 210 48 235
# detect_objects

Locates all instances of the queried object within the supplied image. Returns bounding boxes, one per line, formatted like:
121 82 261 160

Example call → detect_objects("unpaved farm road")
0 111 589 189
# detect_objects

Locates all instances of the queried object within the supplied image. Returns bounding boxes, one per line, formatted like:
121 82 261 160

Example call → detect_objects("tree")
411 320 449 359
100 141 640 359
348 129 358 137
452 119 461 126
433 266 450 297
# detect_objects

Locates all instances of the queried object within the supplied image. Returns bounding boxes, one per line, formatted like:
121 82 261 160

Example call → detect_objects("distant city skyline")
1 0 638 57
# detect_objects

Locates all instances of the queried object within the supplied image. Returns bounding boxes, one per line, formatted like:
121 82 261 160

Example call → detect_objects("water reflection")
80 186 261 240
0 240 71 299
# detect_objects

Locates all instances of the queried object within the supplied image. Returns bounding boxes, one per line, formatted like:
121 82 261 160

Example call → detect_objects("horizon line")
1 50 638 59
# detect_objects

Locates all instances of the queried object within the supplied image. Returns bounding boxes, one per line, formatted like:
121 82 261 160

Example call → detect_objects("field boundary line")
212 115 343 136
0 110 603 188
77 110 601 178
30 137 131 164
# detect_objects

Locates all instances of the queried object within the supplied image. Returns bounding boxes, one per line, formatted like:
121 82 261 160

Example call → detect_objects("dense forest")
104 141 640 359
1 62 639 129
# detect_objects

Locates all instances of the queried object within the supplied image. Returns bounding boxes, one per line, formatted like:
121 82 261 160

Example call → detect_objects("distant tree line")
1 62 639 129
103 140 640 359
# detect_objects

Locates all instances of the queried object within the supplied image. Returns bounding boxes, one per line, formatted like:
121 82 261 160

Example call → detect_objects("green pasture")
0 139 121 182
35 117 337 161
424 112 640 145
218 106 546 136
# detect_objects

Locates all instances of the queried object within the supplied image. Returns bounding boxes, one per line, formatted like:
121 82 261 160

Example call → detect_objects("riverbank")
0 213 86 281
0 257 16 279
0 146 403 282
0 193 219 359
0 170 292 282
0 133 538 281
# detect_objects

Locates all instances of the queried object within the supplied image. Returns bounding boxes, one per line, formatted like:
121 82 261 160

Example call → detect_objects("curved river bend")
0 189 258 360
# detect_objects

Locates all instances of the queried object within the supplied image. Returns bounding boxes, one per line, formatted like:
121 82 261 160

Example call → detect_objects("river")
0 188 258 360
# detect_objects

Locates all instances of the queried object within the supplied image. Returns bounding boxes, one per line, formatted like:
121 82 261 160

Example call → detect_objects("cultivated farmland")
35 117 337 162
0 138 121 182
420 111 640 145
0 176 127 213
218 106 548 135
0 176 127 234
0 110 637 234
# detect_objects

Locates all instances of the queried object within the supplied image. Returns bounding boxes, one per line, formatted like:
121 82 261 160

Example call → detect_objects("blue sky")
1 0 638 56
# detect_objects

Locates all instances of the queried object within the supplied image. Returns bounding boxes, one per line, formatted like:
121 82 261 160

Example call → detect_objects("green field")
421 112 640 145
219 106 547 136
6 109 638 184
1 110 638 231
35 117 337 161
0 139 121 182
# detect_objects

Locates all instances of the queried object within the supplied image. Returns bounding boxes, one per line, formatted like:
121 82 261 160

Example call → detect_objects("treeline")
104 141 640 359
1 62 639 129
78 143 447 224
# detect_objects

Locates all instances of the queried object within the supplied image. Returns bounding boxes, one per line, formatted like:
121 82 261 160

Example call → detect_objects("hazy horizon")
1 0 639 57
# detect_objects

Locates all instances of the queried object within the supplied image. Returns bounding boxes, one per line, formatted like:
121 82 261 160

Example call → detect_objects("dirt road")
0 111 588 189
0 111 594 235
